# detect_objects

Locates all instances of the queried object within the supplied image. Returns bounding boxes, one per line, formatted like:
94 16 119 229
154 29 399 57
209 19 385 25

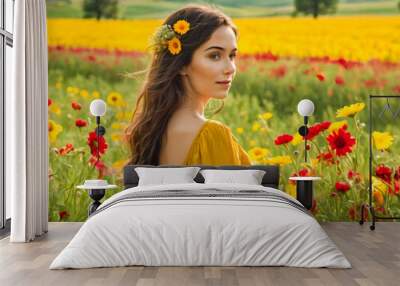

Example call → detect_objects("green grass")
46 0 83 18
46 0 400 19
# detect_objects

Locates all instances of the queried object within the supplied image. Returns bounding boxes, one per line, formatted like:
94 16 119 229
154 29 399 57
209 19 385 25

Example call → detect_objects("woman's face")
181 25 237 100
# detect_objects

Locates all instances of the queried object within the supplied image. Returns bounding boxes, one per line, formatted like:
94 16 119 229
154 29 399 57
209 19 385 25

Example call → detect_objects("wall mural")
46 0 400 222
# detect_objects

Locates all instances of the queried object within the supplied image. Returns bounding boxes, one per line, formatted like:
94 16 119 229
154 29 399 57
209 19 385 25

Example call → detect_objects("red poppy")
291 168 309 179
305 121 331 140
48 98 52 106
335 76 345 85
394 166 400 181
274 134 293 145
254 52 278 62
393 85 400 94
57 143 74 156
299 169 309 176
71 101 82 110
304 122 330 140
319 121 331 131
335 181 351 193
270 65 287 78
316 73 325 81
87 55 96 62
59 210 69 220
87 131 108 157
375 164 392 184
75 119 88 128
88 156 107 179
389 180 400 195
317 151 336 164
364 78 387 89
304 124 321 140
326 127 356 156
347 170 361 183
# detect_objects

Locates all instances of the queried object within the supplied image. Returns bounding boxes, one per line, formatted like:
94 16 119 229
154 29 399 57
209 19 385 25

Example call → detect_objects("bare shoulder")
159 116 207 165
168 116 206 135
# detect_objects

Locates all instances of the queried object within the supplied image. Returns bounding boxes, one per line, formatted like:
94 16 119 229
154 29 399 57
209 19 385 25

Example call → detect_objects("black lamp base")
88 189 105 216
296 181 313 210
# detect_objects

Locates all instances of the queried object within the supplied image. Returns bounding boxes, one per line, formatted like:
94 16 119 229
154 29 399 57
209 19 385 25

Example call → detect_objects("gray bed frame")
123 165 280 189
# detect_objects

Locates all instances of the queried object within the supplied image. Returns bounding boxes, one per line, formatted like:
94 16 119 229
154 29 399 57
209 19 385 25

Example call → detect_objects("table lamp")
297 99 315 163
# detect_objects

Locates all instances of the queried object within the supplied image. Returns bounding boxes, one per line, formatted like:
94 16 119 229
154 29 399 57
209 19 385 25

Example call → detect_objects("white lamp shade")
90 99 106 116
297 99 315 116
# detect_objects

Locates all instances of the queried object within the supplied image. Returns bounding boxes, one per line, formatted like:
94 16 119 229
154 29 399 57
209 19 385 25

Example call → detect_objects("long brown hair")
125 4 237 165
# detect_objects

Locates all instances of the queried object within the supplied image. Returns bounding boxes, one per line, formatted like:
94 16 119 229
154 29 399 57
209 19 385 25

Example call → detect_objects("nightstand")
289 176 321 210
77 180 118 216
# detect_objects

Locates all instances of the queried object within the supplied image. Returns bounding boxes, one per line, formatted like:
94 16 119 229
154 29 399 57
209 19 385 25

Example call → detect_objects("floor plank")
0 222 399 286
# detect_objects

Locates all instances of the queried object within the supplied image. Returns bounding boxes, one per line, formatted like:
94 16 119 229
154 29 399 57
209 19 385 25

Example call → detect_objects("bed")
49 164 351 269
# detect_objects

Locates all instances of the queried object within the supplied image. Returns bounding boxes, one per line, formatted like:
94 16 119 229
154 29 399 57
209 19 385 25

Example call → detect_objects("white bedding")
49 183 351 269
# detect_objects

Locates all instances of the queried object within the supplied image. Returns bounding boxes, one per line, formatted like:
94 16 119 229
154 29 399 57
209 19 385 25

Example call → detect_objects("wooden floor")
0 222 399 286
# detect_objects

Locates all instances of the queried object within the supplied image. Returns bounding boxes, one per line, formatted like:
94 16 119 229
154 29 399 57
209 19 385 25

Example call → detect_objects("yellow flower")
372 176 388 194
336 102 365 118
248 147 269 161
173 20 190 35
116 111 131 121
258 112 273 120
328 120 348 133
372 131 393 151
107 91 126 107
111 133 123 142
48 120 63 143
92 91 100 98
291 133 303 146
66 86 79 96
111 123 123 130
80 89 89 98
286 183 296 198
252 122 261 132
373 190 384 207
112 159 129 171
55 82 62 89
265 155 292 166
249 140 257 147
47 17 400 63
236 127 244 134
49 103 61 116
168 37 181 55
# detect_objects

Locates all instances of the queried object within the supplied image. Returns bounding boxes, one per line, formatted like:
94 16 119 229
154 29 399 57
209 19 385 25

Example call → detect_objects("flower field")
47 16 400 62
47 16 400 222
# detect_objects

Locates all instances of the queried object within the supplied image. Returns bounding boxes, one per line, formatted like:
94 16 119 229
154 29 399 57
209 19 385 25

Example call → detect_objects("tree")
82 0 118 20
294 0 338 18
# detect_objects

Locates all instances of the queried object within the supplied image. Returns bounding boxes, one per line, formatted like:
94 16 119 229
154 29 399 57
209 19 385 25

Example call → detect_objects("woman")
125 4 251 166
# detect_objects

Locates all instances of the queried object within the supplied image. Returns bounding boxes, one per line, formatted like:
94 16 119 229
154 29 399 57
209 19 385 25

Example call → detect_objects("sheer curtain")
6 0 48 242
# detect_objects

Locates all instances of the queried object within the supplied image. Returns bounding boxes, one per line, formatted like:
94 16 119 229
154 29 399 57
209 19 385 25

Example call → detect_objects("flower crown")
150 19 190 55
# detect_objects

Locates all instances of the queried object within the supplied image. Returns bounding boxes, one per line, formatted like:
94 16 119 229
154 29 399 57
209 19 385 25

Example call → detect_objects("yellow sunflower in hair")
173 20 190 35
168 37 182 55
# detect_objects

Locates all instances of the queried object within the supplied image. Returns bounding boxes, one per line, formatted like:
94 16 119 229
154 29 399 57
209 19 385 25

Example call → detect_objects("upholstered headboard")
123 165 280 189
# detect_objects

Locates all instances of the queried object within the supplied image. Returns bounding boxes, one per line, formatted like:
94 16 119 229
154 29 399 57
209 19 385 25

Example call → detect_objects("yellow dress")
183 119 252 166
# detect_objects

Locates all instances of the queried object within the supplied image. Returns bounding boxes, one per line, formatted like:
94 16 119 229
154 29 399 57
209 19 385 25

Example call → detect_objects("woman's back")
159 116 207 165
159 117 251 166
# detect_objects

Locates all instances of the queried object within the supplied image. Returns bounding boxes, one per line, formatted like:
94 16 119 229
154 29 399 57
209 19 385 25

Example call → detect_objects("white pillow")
200 169 266 185
135 167 201 186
